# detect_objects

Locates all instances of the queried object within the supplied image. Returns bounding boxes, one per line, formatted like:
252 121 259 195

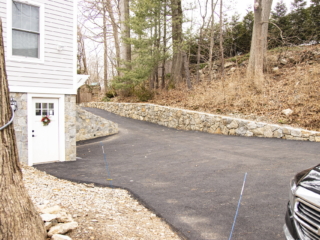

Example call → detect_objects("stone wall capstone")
76 106 118 141
80 102 320 142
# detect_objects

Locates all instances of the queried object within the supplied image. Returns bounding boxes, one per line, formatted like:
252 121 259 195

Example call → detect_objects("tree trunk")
120 0 131 68
0 19 46 240
170 0 183 85
105 0 121 74
103 5 108 91
183 51 192 90
209 0 218 81
247 0 273 91
219 0 225 79
161 0 167 89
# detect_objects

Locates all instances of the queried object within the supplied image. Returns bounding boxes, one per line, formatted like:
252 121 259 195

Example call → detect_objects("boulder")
224 62 235 68
51 234 72 240
272 67 279 73
280 58 288 65
282 109 293 116
41 214 58 222
48 222 78 237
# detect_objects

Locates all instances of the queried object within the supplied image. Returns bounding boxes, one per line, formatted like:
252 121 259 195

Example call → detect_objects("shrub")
134 85 154 102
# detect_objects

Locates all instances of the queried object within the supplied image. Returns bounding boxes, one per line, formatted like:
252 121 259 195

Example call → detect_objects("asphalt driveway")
36 107 320 240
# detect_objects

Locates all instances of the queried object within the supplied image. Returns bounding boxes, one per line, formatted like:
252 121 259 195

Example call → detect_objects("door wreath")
41 116 51 126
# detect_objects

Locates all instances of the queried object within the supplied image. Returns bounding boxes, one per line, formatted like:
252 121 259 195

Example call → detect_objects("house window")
12 1 39 58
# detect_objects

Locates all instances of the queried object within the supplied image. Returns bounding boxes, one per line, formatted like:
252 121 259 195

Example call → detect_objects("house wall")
0 0 76 94
10 92 28 164
65 95 76 161
10 93 77 164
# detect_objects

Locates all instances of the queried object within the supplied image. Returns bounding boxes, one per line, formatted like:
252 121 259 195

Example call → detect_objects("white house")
0 0 78 166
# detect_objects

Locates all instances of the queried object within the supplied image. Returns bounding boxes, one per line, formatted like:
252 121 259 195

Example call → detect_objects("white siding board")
4 0 76 94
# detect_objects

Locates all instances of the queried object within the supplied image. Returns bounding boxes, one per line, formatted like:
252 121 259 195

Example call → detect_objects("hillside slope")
114 44 320 131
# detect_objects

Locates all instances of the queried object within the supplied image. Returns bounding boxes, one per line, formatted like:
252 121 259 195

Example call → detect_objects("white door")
32 98 60 164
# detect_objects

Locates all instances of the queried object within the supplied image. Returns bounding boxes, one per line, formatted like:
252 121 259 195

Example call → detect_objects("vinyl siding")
0 0 76 93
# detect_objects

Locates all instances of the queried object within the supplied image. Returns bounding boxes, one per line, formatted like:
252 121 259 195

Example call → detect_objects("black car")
284 164 320 240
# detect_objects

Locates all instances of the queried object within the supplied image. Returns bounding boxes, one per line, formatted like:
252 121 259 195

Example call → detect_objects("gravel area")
22 165 181 240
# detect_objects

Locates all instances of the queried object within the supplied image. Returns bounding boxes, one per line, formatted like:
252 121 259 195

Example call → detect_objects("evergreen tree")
272 0 287 19
310 0 320 42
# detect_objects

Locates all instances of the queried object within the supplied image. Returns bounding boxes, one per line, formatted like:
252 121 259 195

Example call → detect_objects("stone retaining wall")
80 102 320 142
76 106 118 141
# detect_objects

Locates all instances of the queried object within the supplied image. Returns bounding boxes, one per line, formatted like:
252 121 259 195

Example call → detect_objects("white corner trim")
27 93 66 166
7 0 45 63
72 0 77 93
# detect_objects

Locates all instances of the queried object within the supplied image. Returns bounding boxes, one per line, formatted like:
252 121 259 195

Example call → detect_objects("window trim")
7 0 44 62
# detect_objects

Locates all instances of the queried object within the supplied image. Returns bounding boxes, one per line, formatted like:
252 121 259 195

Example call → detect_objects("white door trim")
27 93 65 166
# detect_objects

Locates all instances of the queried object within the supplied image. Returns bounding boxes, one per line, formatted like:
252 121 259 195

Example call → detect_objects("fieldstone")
247 122 257 130
301 131 311 138
245 131 254 137
41 213 58 222
282 109 293 116
229 129 236 135
282 128 291 135
273 129 283 138
252 128 264 136
236 127 247 136
227 120 238 129
214 127 222 134
230 67 236 72
51 234 72 240
263 126 273 138
48 222 78 237
315 137 320 142
291 129 302 137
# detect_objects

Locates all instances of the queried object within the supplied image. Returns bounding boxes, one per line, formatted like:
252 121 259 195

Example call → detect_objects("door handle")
32 135 35 137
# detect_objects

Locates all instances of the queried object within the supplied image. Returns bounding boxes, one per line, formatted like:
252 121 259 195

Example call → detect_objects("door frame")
27 93 65 166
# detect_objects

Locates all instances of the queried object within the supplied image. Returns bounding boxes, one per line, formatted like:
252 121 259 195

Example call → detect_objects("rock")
57 212 73 223
273 129 283 138
263 125 273 138
230 67 236 72
280 58 287 65
252 127 264 136
224 62 235 68
227 120 238 129
282 109 293 116
41 213 58 222
51 234 72 240
45 222 53 231
291 129 302 137
48 222 78 237
41 206 62 214
272 67 279 73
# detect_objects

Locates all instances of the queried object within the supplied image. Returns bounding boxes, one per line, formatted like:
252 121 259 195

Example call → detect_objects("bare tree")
247 0 273 90
170 0 183 85
0 19 46 240
208 0 219 80
196 0 209 83
77 26 88 74
219 0 225 79
105 0 121 72
119 0 131 67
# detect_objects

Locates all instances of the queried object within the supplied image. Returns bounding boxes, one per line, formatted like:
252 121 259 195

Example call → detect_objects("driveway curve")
36 107 320 240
